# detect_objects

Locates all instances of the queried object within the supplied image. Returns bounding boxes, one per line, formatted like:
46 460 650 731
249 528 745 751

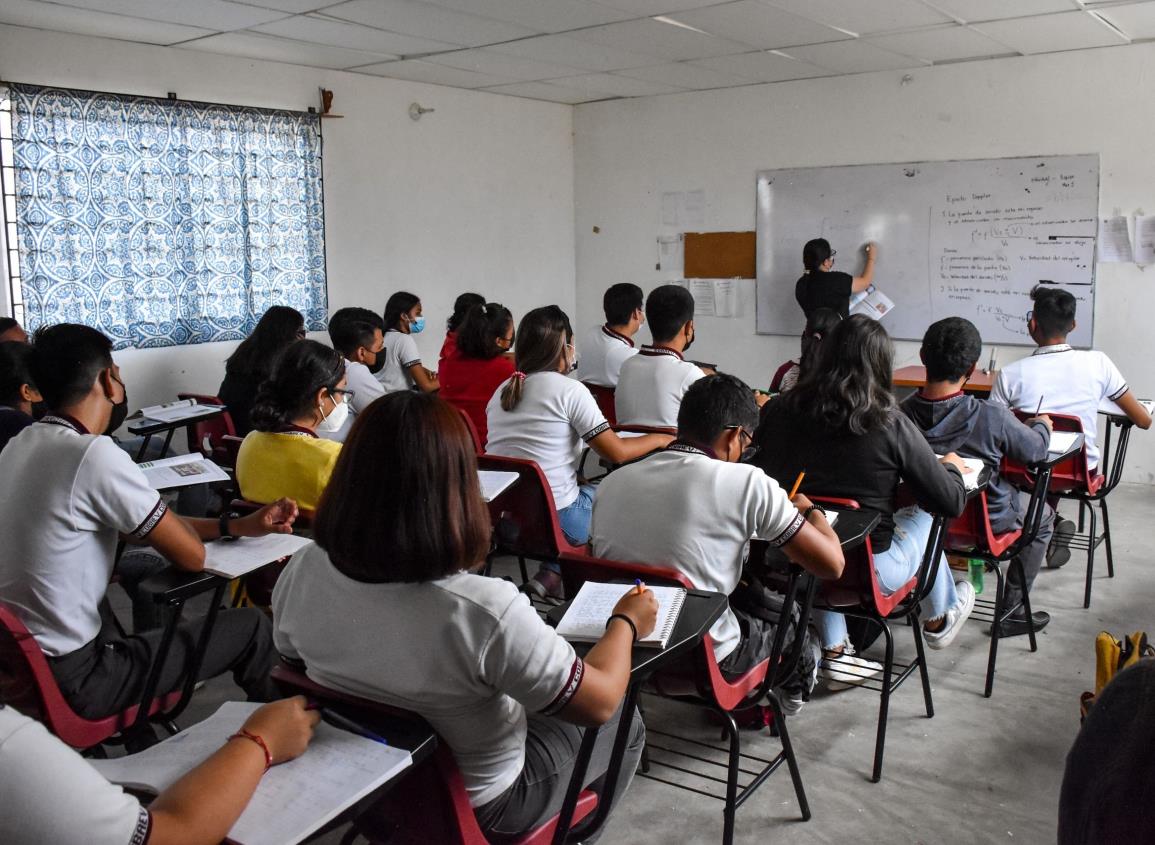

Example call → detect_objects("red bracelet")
228 729 272 772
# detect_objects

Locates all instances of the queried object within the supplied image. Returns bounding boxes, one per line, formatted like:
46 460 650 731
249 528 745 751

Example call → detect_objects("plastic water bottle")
969 559 984 595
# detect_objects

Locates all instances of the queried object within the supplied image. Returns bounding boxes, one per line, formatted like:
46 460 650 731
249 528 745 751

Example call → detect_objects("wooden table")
892 365 997 396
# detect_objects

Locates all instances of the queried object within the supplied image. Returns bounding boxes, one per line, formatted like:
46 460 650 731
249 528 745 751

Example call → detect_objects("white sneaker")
924 580 976 651
819 647 885 688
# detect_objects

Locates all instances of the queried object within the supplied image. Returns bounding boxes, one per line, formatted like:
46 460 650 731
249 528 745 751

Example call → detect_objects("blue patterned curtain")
9 83 327 349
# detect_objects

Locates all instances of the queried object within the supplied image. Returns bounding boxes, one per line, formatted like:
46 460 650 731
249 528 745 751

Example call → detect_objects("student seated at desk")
770 307 841 394
218 306 306 436
615 284 706 429
750 316 975 686
0 324 292 719
990 286 1151 567
440 291 486 365
0 697 319 845
324 307 387 443
486 306 673 599
273 392 656 842
902 317 1054 638
439 301 515 447
580 283 643 389
378 291 439 394
0 341 40 455
236 340 346 512
591 374 845 712
0 316 28 344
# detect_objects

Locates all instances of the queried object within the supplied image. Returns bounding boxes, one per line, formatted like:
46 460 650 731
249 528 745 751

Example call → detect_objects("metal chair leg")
518 555 528 583
720 709 740 845
769 698 811 821
1019 558 1039 653
911 614 934 718
872 621 895 783
985 564 1005 698
1083 501 1097 609
1101 498 1114 578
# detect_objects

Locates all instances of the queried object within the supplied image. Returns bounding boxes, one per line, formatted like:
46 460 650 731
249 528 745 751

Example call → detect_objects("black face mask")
683 331 695 353
105 376 129 436
30 400 48 420
366 351 386 375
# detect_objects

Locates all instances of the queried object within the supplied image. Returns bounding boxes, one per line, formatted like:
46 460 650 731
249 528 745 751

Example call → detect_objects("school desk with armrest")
126 404 228 462
175 393 236 462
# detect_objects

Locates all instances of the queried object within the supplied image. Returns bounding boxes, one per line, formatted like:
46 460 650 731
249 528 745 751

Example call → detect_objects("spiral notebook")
555 581 687 649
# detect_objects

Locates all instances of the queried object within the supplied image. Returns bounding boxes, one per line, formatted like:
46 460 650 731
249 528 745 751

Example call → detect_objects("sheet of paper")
140 403 222 424
682 189 706 229
203 534 313 579
687 279 717 317
1049 431 1081 456
661 191 681 227
1097 216 1133 263
848 285 896 321
658 234 683 273
478 470 518 503
937 455 986 490
1134 215 1155 265
713 279 738 318
139 453 230 489
91 701 412 845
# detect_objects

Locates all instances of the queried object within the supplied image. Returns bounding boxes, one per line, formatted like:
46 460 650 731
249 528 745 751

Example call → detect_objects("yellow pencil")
788 470 806 499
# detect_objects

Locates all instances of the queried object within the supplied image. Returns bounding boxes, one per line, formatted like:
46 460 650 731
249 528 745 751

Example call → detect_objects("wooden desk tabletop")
893 365 997 394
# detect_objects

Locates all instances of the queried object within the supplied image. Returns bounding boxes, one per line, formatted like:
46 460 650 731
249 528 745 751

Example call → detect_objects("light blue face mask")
410 315 425 334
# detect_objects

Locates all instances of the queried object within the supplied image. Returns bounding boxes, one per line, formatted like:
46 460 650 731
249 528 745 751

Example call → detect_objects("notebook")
1048 431 1082 456
139 453 231 489
937 455 986 491
203 535 313 579
90 701 412 845
137 399 224 424
555 581 687 649
478 470 518 502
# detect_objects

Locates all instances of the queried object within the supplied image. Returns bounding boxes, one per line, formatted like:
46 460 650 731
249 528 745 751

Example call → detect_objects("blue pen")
319 708 390 746
634 578 644 595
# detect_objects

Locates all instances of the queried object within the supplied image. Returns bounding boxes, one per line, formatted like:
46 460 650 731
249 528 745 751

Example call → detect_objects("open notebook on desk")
1048 431 1082 457
137 398 224 424
1098 397 1155 417
556 581 686 649
90 701 412 845
203 535 313 579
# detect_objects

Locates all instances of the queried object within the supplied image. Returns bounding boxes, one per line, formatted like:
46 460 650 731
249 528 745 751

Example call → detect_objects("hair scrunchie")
512 371 527 381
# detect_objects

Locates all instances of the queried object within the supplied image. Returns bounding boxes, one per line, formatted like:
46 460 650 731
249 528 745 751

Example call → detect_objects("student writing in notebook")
750 316 975 686
0 696 319 845
273 392 657 842
0 340 40 455
579 283 643 389
439 301 516 447
990 286 1151 568
901 317 1054 638
591 374 845 713
377 291 439 393
217 305 307 437
324 307 387 443
0 324 293 720
485 306 674 599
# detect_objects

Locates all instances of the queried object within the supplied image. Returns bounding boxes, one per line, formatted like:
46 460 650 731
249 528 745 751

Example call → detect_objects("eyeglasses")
1025 309 1033 322
331 388 355 403
726 425 759 461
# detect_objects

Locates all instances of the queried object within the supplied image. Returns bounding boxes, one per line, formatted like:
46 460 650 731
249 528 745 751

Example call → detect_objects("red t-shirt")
439 331 458 365
439 351 516 447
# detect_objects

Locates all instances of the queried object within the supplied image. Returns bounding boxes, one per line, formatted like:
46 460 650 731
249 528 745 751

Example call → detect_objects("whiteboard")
755 155 1099 347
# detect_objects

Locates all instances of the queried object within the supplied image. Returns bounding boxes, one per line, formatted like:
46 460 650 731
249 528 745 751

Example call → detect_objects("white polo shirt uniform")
990 343 1128 470
615 345 705 429
272 545 582 807
485 371 610 510
0 706 152 844
374 329 422 393
590 443 804 663
0 416 166 656
579 324 638 388
320 358 385 443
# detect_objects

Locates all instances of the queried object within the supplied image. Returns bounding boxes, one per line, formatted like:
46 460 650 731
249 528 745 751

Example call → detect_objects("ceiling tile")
926 0 1077 24
1096 2 1155 40
568 18 752 61
669 1 854 50
0 0 212 44
592 0 731 14
425 48 583 80
178 30 395 68
253 13 458 55
766 0 952 36
481 80 609 103
615 60 754 88
48 0 286 28
489 34 662 72
692 50 832 81
228 0 348 12
323 0 539 47
784 39 929 72
868 23 1017 62
353 58 515 87
973 10 1129 54
546 72 686 96
422 0 636 33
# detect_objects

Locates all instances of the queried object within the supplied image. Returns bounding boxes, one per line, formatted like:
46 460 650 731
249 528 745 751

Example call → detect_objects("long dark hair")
798 307 842 378
313 392 491 583
250 339 345 432
457 302 512 360
225 306 304 381
782 314 895 435
384 291 420 332
447 292 485 332
499 306 571 412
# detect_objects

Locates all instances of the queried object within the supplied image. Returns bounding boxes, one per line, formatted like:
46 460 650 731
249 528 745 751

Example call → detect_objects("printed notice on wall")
1134 215 1155 265
1097 216 1133 263
657 234 684 272
675 279 739 319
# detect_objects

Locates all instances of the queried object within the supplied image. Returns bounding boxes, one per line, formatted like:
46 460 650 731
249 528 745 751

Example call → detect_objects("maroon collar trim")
917 389 965 402
40 413 91 435
667 439 716 459
274 424 318 439
639 344 684 361
602 325 634 348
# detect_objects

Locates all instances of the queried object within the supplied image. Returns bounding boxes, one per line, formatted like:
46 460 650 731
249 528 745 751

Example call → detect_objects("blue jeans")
557 484 597 546
814 506 959 650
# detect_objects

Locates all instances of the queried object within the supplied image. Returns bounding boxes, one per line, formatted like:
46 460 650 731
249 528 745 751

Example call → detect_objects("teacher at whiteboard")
795 238 877 318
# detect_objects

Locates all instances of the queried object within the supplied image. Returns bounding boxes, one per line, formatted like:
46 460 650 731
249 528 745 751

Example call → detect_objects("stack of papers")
138 399 224 424
139 453 231 489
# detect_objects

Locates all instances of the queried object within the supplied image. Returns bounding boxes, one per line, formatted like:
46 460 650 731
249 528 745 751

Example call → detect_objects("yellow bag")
1081 631 1154 719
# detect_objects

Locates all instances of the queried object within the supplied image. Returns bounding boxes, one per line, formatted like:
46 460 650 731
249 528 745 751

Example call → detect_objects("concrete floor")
164 483 1155 845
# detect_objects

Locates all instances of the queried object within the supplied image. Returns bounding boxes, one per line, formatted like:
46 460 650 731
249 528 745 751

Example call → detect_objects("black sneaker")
1047 518 1077 569
993 609 1051 638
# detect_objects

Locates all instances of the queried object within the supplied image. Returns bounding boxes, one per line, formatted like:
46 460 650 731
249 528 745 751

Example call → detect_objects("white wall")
574 42 1155 483
0 24 575 409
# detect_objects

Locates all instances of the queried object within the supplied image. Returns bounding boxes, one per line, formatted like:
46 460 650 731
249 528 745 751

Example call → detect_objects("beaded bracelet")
228 729 272 772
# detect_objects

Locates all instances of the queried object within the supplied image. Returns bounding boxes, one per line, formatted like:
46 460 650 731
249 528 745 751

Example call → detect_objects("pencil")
788 470 806 499
1035 396 1044 416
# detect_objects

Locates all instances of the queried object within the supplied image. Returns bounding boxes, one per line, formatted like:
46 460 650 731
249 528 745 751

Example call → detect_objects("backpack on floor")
1080 631 1154 719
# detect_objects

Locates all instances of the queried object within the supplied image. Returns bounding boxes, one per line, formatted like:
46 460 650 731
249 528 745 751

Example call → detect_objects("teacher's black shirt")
795 269 854 318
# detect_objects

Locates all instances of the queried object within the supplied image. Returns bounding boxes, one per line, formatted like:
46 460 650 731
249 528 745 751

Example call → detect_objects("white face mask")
317 393 350 433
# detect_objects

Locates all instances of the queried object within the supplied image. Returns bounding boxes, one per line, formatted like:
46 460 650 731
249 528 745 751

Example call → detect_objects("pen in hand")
788 470 806 499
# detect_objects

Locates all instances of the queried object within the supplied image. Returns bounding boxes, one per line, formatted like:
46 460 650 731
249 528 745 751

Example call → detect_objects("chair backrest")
176 393 237 460
476 454 585 559
945 490 1019 559
582 382 617 428
449 403 484 454
0 603 179 749
1004 412 1095 494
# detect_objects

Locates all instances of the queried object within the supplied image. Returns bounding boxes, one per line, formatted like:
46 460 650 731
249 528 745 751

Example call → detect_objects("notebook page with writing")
90 701 412 845
556 581 686 649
